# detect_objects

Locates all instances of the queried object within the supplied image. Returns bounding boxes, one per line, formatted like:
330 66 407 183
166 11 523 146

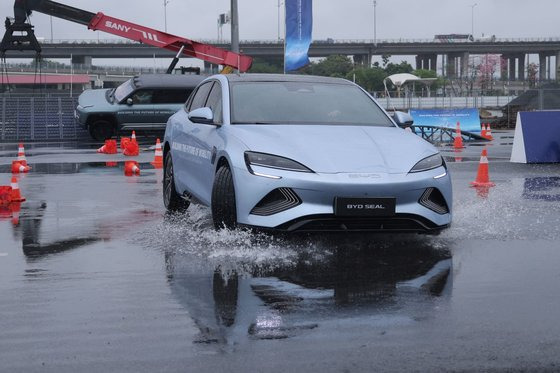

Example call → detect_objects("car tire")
211 165 237 230
89 119 115 141
163 151 190 212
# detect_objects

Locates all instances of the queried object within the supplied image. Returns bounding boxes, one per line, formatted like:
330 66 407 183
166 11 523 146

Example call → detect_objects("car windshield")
230 81 394 126
113 79 135 102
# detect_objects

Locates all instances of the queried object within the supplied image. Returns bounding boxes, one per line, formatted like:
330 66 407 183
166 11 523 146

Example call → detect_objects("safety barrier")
0 97 89 141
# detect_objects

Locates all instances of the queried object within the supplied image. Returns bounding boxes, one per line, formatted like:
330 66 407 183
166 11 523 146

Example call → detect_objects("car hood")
78 88 112 108
231 125 438 174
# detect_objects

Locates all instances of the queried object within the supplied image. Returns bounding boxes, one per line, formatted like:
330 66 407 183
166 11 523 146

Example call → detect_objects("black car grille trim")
250 188 302 216
418 188 449 215
273 213 446 233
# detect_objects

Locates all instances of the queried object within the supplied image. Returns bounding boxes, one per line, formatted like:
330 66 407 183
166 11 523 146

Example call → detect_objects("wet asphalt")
1 132 560 372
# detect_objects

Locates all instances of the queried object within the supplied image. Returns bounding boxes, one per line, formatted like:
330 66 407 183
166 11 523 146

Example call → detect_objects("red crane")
1 0 253 73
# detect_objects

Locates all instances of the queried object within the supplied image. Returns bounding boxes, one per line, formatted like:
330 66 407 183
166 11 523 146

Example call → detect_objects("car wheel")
89 120 115 141
211 165 237 230
163 151 190 212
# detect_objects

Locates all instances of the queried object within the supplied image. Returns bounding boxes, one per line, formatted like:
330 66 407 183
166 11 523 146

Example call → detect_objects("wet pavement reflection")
2 134 560 371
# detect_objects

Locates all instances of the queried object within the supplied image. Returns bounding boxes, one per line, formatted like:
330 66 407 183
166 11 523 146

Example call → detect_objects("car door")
116 89 155 131
187 81 226 205
172 81 214 202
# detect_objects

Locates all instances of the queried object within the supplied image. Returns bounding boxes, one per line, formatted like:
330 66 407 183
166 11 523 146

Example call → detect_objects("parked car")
163 74 452 233
75 74 204 140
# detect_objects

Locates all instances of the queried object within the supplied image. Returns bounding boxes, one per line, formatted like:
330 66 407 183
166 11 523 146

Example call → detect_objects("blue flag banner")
285 0 312 71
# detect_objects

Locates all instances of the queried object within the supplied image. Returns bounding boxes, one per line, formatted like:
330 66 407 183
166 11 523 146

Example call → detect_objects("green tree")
249 58 283 73
384 61 413 76
309 55 354 77
346 67 387 93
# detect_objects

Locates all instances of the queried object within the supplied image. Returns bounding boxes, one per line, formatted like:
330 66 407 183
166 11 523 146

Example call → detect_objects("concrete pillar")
556 51 560 81
509 57 516 80
430 55 437 72
415 55 422 70
461 52 470 78
353 54 369 67
539 53 547 81
517 54 525 80
446 54 456 77
71 55 92 68
500 55 508 80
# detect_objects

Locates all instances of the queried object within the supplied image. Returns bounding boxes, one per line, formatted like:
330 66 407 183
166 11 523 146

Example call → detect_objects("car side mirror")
126 98 133 106
392 111 414 128
188 107 214 125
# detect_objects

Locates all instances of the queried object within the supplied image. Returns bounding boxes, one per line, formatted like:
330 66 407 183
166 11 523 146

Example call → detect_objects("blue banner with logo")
285 0 312 71
409 108 481 133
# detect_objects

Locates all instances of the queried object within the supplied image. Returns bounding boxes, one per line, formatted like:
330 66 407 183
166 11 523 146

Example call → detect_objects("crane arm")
4 0 252 72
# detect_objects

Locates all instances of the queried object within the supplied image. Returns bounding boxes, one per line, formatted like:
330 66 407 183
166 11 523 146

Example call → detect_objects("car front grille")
250 188 302 216
418 188 449 215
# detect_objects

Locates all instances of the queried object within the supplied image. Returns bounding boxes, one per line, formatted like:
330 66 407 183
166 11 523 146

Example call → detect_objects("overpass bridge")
3 38 560 80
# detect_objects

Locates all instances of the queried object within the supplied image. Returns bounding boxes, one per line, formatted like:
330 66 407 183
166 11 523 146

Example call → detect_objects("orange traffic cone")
470 148 495 188
97 139 118 154
124 161 140 176
120 137 130 153
485 124 494 140
10 176 26 202
0 186 12 204
11 160 30 174
151 138 163 168
453 121 464 149
480 123 487 139
131 131 137 144
123 139 139 156
17 143 30 168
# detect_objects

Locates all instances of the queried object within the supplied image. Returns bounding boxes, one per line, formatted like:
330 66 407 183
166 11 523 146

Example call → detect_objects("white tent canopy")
383 73 437 98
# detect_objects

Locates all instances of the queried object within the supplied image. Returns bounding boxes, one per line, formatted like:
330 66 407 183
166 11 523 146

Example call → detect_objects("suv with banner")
75 74 204 140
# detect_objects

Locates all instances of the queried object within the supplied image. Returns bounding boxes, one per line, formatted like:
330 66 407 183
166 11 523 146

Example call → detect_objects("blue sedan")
163 74 452 232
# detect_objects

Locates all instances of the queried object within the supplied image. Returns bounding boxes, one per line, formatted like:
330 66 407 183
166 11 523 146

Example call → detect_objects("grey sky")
1 0 558 42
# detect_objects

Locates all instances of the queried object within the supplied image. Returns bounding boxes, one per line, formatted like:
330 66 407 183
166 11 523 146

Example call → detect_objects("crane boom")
2 0 253 72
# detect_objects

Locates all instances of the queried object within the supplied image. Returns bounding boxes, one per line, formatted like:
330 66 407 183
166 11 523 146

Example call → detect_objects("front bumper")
232 165 452 232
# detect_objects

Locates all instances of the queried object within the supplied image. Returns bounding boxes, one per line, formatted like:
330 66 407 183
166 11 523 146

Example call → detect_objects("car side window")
152 89 193 104
188 82 213 112
130 89 153 105
205 82 223 124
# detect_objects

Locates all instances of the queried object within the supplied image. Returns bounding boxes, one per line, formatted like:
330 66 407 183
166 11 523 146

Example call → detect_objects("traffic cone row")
481 123 494 140
453 121 464 149
150 138 163 168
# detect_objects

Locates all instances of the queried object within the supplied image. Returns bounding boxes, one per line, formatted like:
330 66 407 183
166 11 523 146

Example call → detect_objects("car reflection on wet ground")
1 132 560 372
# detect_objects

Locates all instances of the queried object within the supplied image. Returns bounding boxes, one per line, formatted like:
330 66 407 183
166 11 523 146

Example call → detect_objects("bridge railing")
37 37 560 45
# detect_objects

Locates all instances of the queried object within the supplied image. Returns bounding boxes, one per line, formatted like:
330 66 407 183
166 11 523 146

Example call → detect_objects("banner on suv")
285 0 312 72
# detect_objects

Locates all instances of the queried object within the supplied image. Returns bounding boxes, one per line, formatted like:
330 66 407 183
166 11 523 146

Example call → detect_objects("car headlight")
409 154 445 173
245 151 314 173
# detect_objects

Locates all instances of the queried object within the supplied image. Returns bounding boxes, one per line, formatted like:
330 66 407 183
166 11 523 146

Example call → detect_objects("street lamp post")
164 0 170 32
470 3 477 38
373 0 377 46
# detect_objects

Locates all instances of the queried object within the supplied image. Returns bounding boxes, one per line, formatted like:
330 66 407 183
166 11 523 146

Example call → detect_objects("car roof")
223 73 353 85
132 74 205 89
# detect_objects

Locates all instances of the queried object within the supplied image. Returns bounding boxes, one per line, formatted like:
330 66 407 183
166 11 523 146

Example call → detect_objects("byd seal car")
162 74 452 233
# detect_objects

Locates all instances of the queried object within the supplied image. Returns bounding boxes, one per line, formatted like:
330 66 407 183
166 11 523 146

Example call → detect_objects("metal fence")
377 95 516 110
0 97 89 142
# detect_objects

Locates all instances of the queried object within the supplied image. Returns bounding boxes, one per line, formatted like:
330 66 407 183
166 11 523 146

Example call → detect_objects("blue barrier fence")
0 97 89 142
